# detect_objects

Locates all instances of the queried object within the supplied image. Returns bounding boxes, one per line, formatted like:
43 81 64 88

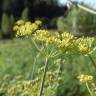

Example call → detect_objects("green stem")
88 54 96 71
86 82 94 96
30 53 40 79
58 57 64 76
31 39 41 52
38 57 49 96
29 38 44 79
58 31 63 75
30 46 44 79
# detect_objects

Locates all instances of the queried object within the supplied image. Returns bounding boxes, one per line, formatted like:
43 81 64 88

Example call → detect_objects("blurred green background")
0 38 96 96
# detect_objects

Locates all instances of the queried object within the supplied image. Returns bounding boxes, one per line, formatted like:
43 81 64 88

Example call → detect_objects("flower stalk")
88 54 96 71
38 57 49 96
86 82 94 96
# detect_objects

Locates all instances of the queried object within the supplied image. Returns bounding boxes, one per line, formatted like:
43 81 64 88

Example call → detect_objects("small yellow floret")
13 25 19 31
78 74 93 82
35 20 42 26
16 20 25 26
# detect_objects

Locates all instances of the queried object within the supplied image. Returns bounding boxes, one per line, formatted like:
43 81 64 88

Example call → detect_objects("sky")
58 0 96 9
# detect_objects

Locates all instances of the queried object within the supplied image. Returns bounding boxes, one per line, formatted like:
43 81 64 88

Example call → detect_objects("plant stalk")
38 57 49 96
88 54 96 71
29 38 44 79
30 53 40 79
86 82 93 96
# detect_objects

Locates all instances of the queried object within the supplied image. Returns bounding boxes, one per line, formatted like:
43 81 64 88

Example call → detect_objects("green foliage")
0 39 88 96
10 15 15 36
1 13 15 37
0 38 96 96
1 13 11 34
2 0 11 11
10 15 15 26
56 16 65 32
57 7 96 36
21 7 29 21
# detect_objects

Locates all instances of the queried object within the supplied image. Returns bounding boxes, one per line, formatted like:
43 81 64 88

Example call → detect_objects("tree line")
0 0 67 39
0 0 96 38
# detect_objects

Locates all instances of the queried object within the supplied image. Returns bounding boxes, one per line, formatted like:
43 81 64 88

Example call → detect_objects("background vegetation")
0 38 96 96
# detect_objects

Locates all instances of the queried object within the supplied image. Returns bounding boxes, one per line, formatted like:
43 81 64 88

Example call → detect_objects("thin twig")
31 39 41 52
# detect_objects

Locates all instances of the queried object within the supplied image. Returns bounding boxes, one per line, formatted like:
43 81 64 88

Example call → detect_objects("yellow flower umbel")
57 32 77 53
76 37 96 56
34 20 42 26
78 74 93 83
13 20 41 37
14 20 96 55
15 20 25 26
47 36 58 44
33 29 50 42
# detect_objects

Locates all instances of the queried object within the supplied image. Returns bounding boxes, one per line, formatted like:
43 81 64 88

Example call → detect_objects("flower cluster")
34 20 42 26
13 20 42 37
13 20 96 55
56 32 77 53
78 74 93 82
76 37 95 55
33 29 50 42
0 73 59 96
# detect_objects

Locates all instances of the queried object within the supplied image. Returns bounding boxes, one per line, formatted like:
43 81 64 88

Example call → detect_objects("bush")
1 13 15 38
21 7 29 21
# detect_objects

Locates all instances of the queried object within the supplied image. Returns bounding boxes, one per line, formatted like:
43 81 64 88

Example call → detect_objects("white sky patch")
57 0 67 6
58 0 96 9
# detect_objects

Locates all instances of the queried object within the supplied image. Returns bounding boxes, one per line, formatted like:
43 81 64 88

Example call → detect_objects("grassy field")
0 39 36 78
0 38 96 96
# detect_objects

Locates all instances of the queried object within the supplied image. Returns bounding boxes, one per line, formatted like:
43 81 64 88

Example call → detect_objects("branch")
68 0 96 15
78 4 96 15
